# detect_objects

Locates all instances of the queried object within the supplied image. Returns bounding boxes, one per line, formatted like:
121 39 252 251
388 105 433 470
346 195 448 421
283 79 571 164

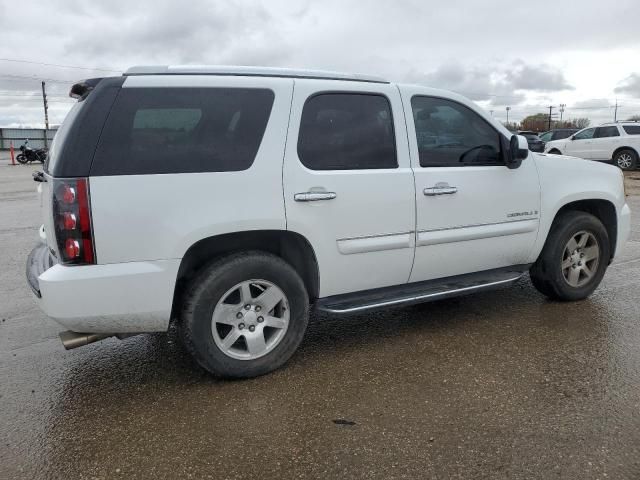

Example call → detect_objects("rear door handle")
294 192 337 202
423 183 458 196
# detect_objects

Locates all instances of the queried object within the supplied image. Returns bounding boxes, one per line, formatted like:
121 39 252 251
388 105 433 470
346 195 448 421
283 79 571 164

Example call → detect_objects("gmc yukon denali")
27 66 631 378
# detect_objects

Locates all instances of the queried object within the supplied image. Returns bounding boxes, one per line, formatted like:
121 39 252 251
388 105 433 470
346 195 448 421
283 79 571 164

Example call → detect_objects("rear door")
283 80 415 297
591 126 621 160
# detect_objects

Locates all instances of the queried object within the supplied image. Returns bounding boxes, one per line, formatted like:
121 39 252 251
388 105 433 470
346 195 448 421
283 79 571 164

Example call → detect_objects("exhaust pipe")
59 331 113 350
59 331 139 350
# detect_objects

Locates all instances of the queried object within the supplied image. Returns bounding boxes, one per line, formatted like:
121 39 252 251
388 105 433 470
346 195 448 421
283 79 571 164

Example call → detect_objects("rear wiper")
32 171 47 183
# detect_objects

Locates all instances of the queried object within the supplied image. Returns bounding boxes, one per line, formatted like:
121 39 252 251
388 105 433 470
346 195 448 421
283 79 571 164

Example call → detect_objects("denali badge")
507 210 538 218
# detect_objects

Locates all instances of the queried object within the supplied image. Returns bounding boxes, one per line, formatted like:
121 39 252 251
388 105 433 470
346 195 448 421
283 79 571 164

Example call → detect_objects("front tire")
530 211 610 301
613 149 637 170
16 154 28 164
180 251 309 378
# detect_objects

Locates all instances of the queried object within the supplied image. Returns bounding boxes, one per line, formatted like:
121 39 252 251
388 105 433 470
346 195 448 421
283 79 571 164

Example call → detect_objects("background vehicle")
17 143 47 164
545 122 640 170
26 66 630 378
539 128 579 143
518 130 545 152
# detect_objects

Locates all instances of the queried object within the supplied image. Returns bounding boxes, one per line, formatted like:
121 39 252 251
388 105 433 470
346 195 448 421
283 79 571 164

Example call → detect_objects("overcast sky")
1 0 639 128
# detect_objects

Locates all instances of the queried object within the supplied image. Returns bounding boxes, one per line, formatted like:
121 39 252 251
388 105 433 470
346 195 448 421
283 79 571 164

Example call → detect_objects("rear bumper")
26 244 180 333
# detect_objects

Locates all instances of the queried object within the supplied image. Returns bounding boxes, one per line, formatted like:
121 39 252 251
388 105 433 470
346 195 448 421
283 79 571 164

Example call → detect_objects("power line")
0 58 120 73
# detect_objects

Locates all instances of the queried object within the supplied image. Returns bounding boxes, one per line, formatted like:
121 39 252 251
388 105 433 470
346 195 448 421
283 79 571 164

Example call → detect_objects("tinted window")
623 125 640 135
553 130 576 140
411 96 502 167
574 128 595 140
91 88 274 175
297 93 396 170
522 133 540 141
595 126 620 138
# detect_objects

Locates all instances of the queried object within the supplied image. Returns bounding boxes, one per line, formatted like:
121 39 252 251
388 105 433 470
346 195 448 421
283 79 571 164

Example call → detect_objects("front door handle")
294 191 337 202
423 183 458 196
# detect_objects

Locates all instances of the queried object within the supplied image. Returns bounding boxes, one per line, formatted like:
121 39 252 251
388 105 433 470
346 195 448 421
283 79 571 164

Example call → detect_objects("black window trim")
296 90 399 171
410 94 508 168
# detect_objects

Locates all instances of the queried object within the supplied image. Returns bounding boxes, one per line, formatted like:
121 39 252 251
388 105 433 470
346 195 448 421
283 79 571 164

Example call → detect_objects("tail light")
52 178 95 264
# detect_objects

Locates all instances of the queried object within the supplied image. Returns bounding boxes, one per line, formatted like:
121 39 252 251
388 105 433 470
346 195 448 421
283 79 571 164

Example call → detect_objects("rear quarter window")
623 125 640 135
91 87 275 175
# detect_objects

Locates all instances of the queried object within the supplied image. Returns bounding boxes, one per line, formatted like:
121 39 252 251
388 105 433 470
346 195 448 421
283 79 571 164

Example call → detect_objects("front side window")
594 126 620 138
91 88 275 175
411 96 502 167
297 93 397 170
573 128 595 140
539 131 552 142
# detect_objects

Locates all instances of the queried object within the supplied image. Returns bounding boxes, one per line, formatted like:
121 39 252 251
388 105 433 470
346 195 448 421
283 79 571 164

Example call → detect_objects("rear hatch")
40 77 124 262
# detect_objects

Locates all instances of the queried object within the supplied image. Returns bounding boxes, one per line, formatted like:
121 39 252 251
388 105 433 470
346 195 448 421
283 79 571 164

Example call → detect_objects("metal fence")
0 128 57 150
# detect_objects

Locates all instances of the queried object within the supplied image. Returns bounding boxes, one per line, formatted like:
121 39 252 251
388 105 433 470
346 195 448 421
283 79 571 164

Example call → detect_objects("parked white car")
544 122 640 170
27 66 630 378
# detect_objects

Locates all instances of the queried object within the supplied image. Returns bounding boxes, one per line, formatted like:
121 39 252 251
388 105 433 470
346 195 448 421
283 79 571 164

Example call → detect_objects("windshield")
45 101 84 174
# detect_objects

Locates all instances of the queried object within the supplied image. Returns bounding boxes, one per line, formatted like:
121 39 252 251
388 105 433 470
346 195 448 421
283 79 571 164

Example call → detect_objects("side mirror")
570 135 575 140
506 134 528 169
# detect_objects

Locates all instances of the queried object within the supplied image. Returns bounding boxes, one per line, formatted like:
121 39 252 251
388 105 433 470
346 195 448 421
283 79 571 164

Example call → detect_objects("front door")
400 87 541 283
283 80 416 297
566 127 596 158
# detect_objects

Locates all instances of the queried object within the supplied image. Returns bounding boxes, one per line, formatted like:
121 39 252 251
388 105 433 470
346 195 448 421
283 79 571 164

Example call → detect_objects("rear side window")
411 96 502 167
91 88 274 175
623 125 640 135
594 126 620 138
297 93 397 170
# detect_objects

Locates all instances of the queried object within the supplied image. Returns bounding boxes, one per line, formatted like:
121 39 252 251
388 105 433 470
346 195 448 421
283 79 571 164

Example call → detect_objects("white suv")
27 66 631 378
544 122 640 170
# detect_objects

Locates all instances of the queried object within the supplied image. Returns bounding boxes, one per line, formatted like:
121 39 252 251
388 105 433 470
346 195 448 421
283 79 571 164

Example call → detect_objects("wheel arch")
547 148 562 154
612 145 639 160
171 230 320 319
551 199 618 262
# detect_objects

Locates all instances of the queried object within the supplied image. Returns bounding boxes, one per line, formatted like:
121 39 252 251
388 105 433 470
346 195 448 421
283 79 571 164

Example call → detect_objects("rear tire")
530 211 610 301
613 149 637 170
180 251 309 378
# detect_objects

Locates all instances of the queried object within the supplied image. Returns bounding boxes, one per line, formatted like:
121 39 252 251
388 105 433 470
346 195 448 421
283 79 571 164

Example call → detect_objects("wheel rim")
617 153 633 169
561 231 600 288
211 279 290 360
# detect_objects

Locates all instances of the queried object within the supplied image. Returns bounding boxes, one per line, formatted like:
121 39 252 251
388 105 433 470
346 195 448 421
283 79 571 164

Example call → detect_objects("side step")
315 265 530 315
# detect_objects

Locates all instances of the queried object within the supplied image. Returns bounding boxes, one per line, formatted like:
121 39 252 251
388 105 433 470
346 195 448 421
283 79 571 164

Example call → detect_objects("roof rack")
124 65 389 84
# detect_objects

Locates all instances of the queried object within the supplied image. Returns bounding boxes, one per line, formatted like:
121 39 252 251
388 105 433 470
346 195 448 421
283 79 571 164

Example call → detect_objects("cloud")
405 61 572 108
506 63 574 92
615 73 640 96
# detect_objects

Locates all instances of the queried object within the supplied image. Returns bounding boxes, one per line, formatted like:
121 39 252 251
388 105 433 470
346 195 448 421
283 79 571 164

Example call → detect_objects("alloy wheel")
561 231 600 288
211 279 290 360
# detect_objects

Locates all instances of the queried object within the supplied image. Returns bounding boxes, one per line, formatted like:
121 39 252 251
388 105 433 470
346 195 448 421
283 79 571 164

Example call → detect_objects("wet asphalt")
1 161 640 479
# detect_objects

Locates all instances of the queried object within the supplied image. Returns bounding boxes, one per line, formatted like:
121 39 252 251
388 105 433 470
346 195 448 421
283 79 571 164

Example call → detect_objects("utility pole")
489 110 494 117
559 103 566 123
547 105 555 130
506 106 511 126
41 81 49 148
614 99 618 122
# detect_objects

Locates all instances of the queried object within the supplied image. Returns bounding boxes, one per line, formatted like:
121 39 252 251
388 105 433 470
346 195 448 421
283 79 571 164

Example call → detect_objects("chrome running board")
315 265 529 315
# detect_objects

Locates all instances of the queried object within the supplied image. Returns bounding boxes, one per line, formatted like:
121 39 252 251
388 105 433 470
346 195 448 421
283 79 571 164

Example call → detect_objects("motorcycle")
16 143 47 164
